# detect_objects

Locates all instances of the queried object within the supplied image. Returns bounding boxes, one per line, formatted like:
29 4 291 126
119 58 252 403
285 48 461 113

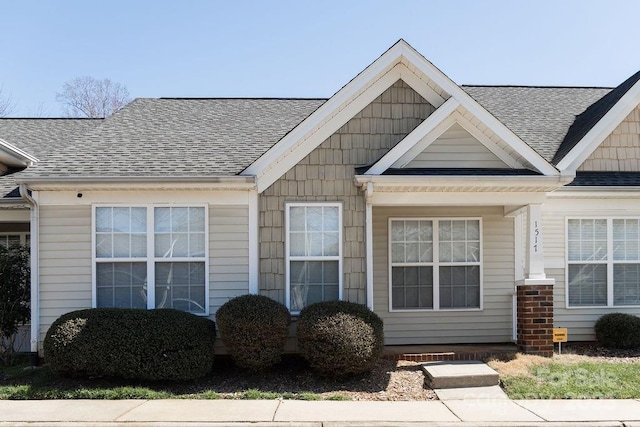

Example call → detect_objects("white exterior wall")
373 205 514 345
543 196 640 341
36 190 251 353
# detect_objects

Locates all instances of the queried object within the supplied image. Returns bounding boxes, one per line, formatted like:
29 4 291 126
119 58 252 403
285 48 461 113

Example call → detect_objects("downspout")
19 184 39 358
365 182 374 310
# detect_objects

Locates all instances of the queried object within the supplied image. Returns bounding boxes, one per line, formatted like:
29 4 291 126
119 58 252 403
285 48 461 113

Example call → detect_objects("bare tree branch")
0 86 17 118
55 76 132 118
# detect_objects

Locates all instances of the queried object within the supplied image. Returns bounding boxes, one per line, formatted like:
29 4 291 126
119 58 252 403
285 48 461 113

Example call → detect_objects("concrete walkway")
0 399 639 426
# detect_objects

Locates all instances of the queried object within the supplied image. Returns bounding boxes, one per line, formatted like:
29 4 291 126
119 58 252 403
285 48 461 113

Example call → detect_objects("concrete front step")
422 360 500 389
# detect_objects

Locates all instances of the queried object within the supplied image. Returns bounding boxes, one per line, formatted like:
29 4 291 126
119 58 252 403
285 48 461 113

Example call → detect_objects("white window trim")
0 232 30 247
388 217 483 313
92 204 210 315
565 216 640 309
285 202 343 314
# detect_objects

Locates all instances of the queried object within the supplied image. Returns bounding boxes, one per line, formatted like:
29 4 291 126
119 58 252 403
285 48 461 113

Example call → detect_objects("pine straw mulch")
209 355 437 401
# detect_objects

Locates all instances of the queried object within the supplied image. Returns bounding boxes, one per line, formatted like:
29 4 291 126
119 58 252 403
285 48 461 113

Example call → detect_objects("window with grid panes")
568 218 640 307
94 206 207 314
390 218 481 310
286 203 342 312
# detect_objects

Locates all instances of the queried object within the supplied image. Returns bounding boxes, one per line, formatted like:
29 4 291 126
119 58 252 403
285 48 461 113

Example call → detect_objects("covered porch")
356 173 563 356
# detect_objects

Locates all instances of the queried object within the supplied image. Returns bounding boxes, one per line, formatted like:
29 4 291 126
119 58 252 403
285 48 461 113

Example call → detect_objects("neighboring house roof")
463 85 612 163
553 70 640 165
17 98 325 179
0 118 101 198
568 171 640 187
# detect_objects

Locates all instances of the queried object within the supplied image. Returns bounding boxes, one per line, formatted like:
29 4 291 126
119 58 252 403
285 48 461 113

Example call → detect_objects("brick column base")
517 283 554 357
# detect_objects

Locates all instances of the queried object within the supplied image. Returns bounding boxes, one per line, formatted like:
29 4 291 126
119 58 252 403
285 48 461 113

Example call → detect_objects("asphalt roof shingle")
0 118 101 197
2 70 640 190
463 85 612 163
18 98 325 178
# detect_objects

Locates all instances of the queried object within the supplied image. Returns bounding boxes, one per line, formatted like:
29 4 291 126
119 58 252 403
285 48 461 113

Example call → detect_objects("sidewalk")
0 399 639 426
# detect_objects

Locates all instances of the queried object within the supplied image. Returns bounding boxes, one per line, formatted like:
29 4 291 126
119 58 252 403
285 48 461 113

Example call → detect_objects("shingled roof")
17 98 325 179
1 70 639 193
0 118 101 197
463 85 612 163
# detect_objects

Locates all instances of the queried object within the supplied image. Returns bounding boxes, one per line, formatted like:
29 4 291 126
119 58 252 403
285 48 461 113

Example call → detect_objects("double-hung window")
390 218 481 311
567 218 640 307
94 206 208 314
286 203 342 312
0 233 30 248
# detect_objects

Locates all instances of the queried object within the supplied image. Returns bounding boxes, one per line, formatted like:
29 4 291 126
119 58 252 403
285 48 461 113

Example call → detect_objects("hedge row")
44 298 385 380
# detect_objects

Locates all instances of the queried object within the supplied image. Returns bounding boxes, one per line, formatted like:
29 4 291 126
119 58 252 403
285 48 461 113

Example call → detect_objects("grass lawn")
488 354 640 399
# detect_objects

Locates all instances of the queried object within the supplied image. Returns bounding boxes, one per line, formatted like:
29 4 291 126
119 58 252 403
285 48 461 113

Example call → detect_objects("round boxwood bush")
595 312 640 349
216 294 291 371
297 300 384 376
44 308 216 381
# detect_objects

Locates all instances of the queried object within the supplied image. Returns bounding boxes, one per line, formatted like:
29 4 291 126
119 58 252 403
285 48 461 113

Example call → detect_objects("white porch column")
524 203 547 281
365 182 374 310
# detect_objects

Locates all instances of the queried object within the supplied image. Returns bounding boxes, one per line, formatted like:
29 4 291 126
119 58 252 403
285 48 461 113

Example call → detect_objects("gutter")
16 176 257 192
17 175 256 185
19 184 39 356
354 174 574 190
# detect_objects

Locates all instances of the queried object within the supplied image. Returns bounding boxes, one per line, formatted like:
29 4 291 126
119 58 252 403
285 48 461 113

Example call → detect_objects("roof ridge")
157 97 329 101
462 84 614 90
0 117 103 121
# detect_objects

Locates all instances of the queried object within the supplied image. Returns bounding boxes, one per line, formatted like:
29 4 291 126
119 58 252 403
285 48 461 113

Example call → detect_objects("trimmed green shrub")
297 301 384 376
595 313 640 349
216 294 291 371
0 244 30 366
44 308 216 381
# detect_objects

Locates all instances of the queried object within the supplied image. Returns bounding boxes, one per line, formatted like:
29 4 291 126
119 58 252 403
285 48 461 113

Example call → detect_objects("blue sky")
2 0 640 116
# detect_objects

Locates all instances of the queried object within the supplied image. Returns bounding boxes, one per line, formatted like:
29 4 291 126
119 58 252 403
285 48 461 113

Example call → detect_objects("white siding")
405 123 508 169
37 198 250 353
38 205 93 348
373 206 514 345
543 198 640 341
209 205 250 315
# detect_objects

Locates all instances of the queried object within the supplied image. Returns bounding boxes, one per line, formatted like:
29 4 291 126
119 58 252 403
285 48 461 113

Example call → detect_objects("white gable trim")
243 44 450 192
366 97 459 174
0 138 39 166
386 110 525 171
556 79 640 172
244 40 558 193
397 47 558 176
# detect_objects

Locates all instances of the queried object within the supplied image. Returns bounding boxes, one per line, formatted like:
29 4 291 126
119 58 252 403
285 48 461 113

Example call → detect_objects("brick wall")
516 284 554 357
259 80 435 305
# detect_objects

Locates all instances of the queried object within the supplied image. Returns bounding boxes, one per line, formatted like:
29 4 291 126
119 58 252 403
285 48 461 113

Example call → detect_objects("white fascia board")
355 174 570 191
249 67 401 193
243 42 407 185
454 113 525 169
392 114 457 168
390 110 527 170
0 138 39 166
366 97 460 174
18 176 256 191
369 191 548 206
548 187 640 199
556 81 640 172
399 46 558 176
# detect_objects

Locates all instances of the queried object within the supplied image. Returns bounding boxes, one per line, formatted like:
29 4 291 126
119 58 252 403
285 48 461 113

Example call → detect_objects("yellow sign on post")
553 327 568 354
553 328 568 343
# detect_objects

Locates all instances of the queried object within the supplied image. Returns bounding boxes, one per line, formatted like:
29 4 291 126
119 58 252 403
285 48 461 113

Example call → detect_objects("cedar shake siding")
578 106 640 171
259 80 435 304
